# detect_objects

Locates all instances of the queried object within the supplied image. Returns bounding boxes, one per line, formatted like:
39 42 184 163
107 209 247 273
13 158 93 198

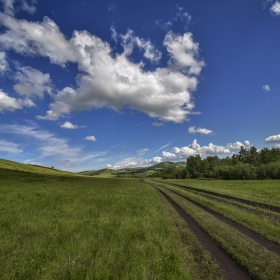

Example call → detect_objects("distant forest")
155 147 280 180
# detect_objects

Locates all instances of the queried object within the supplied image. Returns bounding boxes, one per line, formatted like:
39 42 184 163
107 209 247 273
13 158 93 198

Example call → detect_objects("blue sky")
0 0 280 172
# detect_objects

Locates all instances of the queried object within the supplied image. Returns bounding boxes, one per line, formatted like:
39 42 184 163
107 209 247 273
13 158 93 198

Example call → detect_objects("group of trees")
155 147 280 180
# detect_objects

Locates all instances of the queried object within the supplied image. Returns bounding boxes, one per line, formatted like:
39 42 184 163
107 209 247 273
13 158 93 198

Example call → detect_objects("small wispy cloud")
60 121 86 129
137 148 149 156
152 122 164 127
84 136 97 142
188 126 213 135
155 142 172 153
0 139 22 153
108 2 116 12
262 85 270 91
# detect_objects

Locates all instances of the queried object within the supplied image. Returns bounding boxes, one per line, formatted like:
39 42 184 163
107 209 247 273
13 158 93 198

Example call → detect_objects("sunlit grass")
0 169 189 279
162 179 280 206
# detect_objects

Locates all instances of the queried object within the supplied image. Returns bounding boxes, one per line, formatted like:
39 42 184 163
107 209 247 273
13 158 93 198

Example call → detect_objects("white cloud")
265 134 280 142
110 24 118 43
262 85 270 91
60 121 85 129
0 51 8 73
119 29 162 62
21 0 37 14
134 36 162 62
13 66 52 98
188 126 213 135
84 136 97 142
163 31 205 74
162 151 177 159
123 156 162 168
0 139 22 153
161 139 254 161
271 1 280 15
0 89 35 112
0 13 78 65
38 29 202 122
162 139 246 161
0 0 37 16
225 140 251 150
0 8 204 124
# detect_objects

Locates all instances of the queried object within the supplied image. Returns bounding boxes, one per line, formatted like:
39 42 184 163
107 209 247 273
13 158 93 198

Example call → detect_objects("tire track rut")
153 185 252 280
167 182 280 213
156 184 280 257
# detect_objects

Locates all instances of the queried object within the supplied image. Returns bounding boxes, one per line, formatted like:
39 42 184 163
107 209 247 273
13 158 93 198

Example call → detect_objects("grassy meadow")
0 166 190 279
2 158 280 279
162 179 280 206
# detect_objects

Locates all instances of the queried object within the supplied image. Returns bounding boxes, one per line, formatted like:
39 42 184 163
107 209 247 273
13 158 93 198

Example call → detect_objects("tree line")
154 147 280 180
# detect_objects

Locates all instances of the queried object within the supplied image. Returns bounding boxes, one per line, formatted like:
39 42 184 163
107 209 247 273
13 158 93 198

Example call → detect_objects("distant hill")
79 161 186 178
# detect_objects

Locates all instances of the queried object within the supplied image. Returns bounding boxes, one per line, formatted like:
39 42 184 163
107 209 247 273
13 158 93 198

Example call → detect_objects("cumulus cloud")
0 51 8 73
13 66 52 98
0 13 78 65
122 156 162 168
162 151 177 159
163 31 205 74
271 1 280 15
162 139 253 161
38 29 202 122
265 134 280 142
188 126 213 135
84 136 97 142
225 140 251 150
0 139 22 153
60 121 85 129
262 85 270 91
0 13 204 123
0 5 205 123
0 89 35 112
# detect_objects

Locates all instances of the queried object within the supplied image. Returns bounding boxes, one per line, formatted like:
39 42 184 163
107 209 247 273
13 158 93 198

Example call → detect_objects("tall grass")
163 179 280 206
0 169 189 279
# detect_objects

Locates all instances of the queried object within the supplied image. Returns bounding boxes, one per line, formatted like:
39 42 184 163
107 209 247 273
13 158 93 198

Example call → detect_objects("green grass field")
0 167 191 279
2 159 280 279
161 179 280 207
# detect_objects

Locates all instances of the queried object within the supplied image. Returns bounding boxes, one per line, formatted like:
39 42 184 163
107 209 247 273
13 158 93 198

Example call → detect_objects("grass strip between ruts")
156 181 280 245
157 186 280 280
153 187 224 280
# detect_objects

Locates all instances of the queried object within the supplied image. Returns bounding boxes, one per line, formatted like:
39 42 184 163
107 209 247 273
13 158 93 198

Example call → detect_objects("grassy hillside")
80 161 186 178
0 158 75 176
